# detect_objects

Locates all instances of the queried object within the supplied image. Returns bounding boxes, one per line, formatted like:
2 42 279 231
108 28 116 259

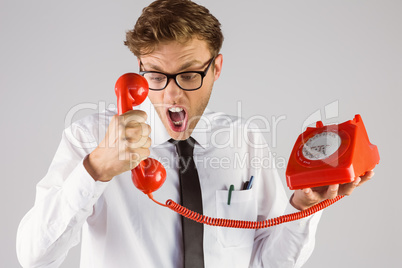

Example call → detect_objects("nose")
164 77 183 102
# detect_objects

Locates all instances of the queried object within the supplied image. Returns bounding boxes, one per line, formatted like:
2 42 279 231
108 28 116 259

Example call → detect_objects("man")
17 0 373 267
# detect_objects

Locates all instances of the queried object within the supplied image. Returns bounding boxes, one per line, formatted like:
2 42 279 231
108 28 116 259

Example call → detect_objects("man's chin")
168 129 192 141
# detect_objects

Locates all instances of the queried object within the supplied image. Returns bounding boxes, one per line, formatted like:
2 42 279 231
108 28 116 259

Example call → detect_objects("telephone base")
286 114 379 190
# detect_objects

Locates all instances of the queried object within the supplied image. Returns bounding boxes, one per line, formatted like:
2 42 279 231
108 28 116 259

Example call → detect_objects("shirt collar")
189 109 211 149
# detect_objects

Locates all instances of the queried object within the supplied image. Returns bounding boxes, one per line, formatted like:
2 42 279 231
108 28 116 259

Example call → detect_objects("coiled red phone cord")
148 194 344 229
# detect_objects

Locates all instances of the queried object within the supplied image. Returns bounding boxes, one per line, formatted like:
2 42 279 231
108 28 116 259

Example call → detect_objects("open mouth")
167 106 188 132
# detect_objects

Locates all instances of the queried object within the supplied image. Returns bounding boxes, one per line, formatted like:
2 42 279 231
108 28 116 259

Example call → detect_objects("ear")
137 58 141 70
213 54 223 82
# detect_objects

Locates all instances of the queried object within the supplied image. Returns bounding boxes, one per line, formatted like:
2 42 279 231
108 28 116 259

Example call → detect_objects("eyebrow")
179 59 203 71
142 59 203 73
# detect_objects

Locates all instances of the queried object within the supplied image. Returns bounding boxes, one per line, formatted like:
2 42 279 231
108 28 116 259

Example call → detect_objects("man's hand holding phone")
84 110 151 182
290 170 375 210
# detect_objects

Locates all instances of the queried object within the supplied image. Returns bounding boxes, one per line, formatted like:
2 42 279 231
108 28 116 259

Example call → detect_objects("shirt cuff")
61 156 110 212
282 202 323 233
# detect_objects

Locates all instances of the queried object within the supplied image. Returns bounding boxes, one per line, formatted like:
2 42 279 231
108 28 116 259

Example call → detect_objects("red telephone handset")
115 73 380 229
114 73 167 200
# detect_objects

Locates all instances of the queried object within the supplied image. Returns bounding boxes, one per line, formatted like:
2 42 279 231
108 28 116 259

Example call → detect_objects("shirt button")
82 190 90 198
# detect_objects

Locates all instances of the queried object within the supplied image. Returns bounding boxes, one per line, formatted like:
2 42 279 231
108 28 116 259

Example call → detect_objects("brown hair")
124 0 224 58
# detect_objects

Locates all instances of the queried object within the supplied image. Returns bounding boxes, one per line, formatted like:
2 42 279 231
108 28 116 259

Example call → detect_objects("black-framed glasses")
139 57 215 91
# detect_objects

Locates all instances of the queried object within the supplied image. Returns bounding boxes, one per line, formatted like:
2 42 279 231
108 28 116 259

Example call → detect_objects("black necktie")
171 137 204 268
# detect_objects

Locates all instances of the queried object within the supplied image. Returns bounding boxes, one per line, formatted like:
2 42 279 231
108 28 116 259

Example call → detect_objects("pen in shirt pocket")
242 176 254 190
227 184 234 205
228 176 254 205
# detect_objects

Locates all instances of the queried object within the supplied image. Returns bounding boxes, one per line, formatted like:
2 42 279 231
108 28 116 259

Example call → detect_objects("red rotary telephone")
286 114 380 190
115 73 380 229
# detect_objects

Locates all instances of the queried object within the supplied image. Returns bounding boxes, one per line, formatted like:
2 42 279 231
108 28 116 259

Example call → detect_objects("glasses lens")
143 73 167 90
177 72 202 90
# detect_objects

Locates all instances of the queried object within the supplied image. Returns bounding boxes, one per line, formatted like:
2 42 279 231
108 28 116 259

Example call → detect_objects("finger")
301 188 316 201
126 147 151 160
125 123 151 138
127 149 151 169
292 188 324 210
324 184 339 199
135 147 151 158
141 137 152 149
105 114 121 143
122 110 148 124
358 170 375 186
339 177 361 196
126 135 150 149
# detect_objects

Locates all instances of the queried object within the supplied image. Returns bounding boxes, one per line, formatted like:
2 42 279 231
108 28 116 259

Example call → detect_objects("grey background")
1 0 401 267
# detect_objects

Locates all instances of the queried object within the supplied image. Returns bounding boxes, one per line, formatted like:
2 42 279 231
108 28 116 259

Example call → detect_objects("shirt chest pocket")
215 189 257 248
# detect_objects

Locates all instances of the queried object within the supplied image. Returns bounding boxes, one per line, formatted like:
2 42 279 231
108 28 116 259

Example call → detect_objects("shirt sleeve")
248 131 322 268
251 196 323 267
16 123 109 268
259 204 322 268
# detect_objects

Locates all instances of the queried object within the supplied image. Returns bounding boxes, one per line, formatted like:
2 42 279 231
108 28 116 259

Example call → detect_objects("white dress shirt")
17 98 322 268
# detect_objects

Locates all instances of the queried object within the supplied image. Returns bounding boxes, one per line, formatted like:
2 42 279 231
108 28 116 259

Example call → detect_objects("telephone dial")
115 73 380 229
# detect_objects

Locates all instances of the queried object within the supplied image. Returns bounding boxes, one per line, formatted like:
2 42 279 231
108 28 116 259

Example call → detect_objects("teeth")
169 107 184 112
168 107 185 126
173 120 184 125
